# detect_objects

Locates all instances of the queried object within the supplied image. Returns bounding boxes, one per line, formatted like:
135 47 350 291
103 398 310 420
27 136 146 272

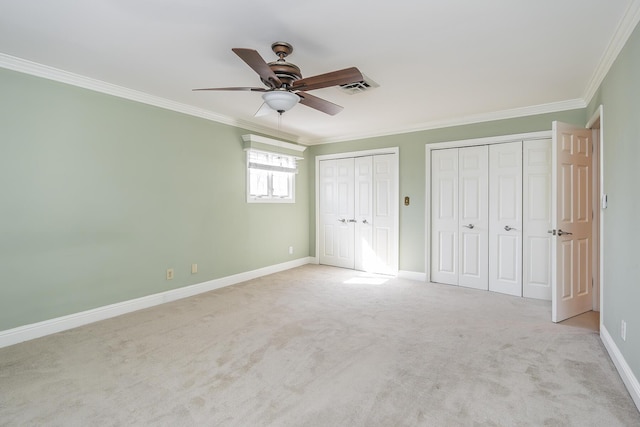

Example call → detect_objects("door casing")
586 105 604 319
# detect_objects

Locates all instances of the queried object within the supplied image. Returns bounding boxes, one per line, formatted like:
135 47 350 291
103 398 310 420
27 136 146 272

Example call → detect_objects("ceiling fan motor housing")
265 60 301 87
262 41 302 87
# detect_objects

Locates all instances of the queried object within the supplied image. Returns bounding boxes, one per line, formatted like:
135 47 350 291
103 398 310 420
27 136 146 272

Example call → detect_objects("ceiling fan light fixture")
262 90 299 113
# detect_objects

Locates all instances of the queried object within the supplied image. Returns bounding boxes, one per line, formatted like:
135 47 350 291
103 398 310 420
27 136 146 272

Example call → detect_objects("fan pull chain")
278 111 282 137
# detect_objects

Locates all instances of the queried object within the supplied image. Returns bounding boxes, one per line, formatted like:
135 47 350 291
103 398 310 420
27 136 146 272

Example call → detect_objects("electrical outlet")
621 320 627 341
289 246 294 255
191 263 198 274
166 268 174 280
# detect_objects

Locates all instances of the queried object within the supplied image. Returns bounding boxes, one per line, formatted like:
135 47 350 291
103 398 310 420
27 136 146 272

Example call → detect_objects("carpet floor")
1 264 638 426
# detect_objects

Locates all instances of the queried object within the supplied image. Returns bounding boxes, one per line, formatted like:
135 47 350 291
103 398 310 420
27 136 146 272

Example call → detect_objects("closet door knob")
362 219 368 224
504 225 517 231
462 224 475 229
338 218 346 223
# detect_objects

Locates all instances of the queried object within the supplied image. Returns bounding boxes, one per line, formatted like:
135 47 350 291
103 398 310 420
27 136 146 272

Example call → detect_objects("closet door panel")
371 154 398 274
458 146 489 290
319 160 338 261
431 149 459 285
489 142 523 296
319 159 355 269
523 139 552 300
354 156 373 271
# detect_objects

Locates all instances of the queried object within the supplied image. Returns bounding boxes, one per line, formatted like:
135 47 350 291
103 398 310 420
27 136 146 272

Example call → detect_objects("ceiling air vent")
337 74 379 95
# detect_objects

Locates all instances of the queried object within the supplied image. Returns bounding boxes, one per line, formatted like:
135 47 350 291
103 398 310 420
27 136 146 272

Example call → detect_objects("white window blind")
246 149 298 203
247 150 298 174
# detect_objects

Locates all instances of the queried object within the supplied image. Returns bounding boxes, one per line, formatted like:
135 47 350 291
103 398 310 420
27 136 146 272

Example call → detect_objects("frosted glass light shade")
262 91 300 113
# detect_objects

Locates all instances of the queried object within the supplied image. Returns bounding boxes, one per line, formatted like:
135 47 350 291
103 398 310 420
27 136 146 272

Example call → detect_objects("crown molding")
0 52 587 147
0 52 301 143
583 0 640 104
307 98 587 145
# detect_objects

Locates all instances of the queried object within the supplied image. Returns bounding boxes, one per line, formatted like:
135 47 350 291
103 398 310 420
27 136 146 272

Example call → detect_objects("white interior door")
431 149 459 285
319 158 355 269
458 146 489 290
552 122 593 322
489 142 523 296
523 138 553 300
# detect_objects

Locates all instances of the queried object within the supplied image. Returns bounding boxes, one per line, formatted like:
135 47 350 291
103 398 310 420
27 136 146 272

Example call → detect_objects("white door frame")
315 147 400 272
425 131 551 283
586 105 604 321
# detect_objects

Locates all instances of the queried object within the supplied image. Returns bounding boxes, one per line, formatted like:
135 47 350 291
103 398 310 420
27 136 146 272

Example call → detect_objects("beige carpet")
0 265 638 426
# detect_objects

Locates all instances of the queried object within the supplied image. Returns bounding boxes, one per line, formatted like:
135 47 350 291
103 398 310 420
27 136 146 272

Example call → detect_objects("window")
247 150 297 203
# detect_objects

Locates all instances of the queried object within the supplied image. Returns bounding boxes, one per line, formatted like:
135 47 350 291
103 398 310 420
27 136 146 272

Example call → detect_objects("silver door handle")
462 224 474 229
338 218 346 223
504 225 517 231
347 219 357 223
362 219 368 224
557 229 573 236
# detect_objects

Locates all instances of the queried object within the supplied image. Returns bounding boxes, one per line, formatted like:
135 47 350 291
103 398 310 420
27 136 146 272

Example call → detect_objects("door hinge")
592 278 594 288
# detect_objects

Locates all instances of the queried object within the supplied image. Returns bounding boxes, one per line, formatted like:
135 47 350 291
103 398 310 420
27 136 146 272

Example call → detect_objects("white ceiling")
0 1 638 145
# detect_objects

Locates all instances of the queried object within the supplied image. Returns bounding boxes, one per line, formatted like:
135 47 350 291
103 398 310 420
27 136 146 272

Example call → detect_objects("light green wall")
307 109 586 272
586 21 640 381
0 68 309 330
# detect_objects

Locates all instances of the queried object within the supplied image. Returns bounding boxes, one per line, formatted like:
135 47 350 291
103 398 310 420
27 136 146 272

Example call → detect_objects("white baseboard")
601 324 640 412
0 257 314 349
398 270 427 282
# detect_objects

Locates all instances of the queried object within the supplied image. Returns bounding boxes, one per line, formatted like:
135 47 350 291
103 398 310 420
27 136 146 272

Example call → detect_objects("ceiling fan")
194 42 364 116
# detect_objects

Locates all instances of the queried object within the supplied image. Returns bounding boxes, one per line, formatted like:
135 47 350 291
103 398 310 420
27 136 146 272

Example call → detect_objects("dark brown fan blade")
232 48 283 88
292 67 363 92
296 91 343 115
192 87 267 92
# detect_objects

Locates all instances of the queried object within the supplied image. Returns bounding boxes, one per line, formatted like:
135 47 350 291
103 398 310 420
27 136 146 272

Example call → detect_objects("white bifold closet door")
431 139 552 299
431 146 489 290
319 154 397 274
